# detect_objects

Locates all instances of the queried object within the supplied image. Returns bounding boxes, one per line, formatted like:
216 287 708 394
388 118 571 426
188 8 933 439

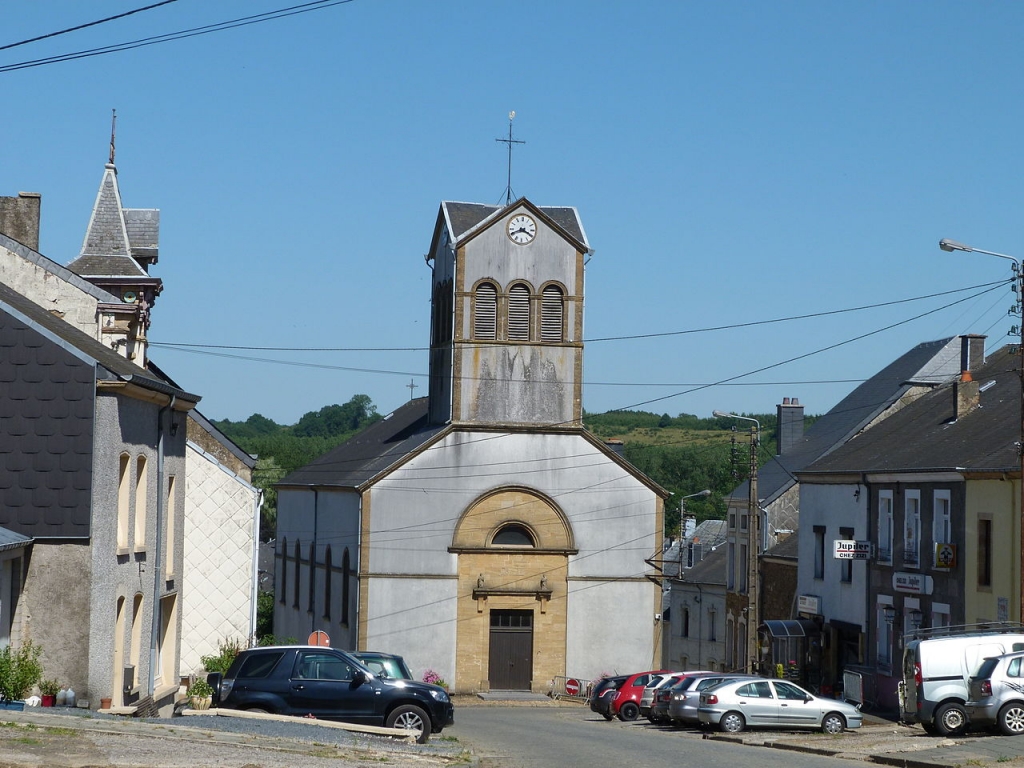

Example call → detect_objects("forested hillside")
216 397 797 541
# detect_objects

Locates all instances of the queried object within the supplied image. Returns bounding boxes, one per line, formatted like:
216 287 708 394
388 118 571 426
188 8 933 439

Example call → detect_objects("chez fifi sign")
833 540 872 559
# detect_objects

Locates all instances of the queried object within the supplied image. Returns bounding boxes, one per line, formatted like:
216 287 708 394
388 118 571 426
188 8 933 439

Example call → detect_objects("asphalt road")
449 705 866 768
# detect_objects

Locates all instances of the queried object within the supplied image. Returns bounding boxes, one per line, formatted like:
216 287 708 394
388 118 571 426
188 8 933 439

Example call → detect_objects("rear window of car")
233 651 285 679
975 657 1001 679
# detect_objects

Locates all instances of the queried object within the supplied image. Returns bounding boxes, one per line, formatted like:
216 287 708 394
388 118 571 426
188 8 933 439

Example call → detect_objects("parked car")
351 651 413 680
966 650 1024 735
206 645 453 743
697 678 863 734
590 675 627 720
899 626 1024 736
640 672 685 721
666 673 758 726
606 670 670 721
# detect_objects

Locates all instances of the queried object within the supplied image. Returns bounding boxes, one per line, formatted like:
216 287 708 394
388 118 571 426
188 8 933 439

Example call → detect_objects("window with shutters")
541 285 564 341
507 283 531 340
473 282 497 339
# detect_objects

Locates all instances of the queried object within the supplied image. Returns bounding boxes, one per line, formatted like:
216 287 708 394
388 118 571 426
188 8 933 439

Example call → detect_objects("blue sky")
4 1 1024 425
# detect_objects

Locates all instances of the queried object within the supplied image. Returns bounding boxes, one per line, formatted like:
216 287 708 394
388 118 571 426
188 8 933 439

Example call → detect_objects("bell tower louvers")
425 198 590 427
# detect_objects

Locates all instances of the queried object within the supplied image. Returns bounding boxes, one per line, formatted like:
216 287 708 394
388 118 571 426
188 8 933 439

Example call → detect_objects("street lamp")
939 238 1024 623
713 410 761 673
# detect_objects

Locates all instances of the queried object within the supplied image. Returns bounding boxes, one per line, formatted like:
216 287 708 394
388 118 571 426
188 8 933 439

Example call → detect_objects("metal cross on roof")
496 111 525 206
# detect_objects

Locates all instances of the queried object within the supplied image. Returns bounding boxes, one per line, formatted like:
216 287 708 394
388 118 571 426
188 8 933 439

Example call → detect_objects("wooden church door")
488 609 534 690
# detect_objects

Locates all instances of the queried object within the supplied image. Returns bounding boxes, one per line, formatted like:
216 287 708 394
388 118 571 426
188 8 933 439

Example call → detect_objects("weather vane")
109 108 117 165
496 110 525 206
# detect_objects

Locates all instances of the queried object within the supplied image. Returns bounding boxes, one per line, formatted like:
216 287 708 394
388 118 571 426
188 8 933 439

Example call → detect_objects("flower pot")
99 697 112 710
190 696 212 711
0 701 25 711
41 695 55 707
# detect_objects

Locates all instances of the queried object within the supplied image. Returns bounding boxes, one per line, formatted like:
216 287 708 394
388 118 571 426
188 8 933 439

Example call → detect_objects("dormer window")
492 524 535 548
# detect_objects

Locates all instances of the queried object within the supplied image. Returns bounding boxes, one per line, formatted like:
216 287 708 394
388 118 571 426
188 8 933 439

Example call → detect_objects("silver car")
698 678 863 734
667 673 758 725
640 672 685 720
966 650 1024 735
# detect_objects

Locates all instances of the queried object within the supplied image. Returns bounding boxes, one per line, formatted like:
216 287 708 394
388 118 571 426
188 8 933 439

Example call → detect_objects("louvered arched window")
507 283 531 340
541 285 564 342
474 282 497 339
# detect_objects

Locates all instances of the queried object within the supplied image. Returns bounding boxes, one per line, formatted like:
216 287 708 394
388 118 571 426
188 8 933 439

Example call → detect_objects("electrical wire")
0 0 178 52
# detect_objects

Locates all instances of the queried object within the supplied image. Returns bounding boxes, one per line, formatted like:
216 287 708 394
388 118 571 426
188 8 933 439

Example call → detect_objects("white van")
899 625 1024 736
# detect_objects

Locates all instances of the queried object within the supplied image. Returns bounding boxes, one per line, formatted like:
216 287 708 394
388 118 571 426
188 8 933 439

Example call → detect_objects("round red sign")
565 678 581 696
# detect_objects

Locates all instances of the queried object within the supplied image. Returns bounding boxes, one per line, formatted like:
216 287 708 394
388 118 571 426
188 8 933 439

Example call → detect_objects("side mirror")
805 694 813 702
353 670 367 687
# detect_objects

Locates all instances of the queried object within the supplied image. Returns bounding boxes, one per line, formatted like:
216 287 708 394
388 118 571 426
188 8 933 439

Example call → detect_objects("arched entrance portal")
451 487 576 692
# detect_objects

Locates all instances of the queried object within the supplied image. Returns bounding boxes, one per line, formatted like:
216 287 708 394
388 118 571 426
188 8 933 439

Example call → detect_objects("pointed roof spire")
67 162 146 278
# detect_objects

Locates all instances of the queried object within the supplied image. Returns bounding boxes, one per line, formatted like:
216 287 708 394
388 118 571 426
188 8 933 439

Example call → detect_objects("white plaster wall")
180 442 258 675
665 580 727 671
565 579 659 680
797 482 868 630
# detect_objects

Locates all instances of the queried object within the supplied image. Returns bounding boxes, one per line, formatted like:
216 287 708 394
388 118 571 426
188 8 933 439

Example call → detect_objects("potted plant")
39 678 60 707
0 641 42 710
186 678 214 711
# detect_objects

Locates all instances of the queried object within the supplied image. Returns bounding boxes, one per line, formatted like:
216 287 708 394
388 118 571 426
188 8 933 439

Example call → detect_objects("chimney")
776 397 804 456
954 370 980 420
0 192 41 251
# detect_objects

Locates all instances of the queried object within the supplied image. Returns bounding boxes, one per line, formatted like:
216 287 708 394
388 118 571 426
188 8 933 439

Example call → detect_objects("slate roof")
0 232 119 303
278 398 446 489
441 199 589 251
727 336 964 505
800 345 1019 475
66 164 157 279
675 544 727 586
764 530 800 560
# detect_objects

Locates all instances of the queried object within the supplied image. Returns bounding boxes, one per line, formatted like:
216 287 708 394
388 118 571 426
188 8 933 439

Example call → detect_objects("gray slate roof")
800 345 1018 475
675 544 727 586
728 337 963 505
441 199 589 251
764 530 799 560
278 398 445 489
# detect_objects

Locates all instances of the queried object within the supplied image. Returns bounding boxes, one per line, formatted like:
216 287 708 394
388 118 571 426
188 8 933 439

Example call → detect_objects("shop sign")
833 540 872 559
893 572 934 595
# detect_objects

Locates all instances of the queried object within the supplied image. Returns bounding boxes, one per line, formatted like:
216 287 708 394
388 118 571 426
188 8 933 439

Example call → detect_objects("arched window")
133 455 148 550
117 454 130 549
323 546 332 620
341 548 351 626
474 282 497 339
492 523 535 547
541 285 564 342
293 539 301 608
507 283 531 340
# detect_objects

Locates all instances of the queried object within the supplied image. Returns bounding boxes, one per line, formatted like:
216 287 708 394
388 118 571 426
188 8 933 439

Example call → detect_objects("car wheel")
720 711 745 733
998 702 1024 736
821 712 846 734
921 722 939 735
618 702 640 721
602 712 614 721
934 702 968 737
386 704 430 743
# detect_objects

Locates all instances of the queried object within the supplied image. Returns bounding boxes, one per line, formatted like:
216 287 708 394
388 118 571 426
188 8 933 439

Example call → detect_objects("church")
275 198 666 692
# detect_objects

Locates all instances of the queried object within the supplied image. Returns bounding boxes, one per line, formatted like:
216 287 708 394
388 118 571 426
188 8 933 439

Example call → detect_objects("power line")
0 0 178 53
0 0 354 73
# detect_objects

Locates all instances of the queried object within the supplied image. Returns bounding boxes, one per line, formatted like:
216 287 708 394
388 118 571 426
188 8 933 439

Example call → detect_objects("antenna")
109 108 117 165
407 378 419 400
496 110 525 206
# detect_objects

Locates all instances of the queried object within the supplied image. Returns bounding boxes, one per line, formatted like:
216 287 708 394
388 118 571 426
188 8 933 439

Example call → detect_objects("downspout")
311 489 319 636
150 395 175 697
248 488 264 644
696 582 703 669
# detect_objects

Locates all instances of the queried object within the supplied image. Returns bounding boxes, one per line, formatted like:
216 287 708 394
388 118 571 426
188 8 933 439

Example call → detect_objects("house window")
931 602 950 630
156 595 176 688
117 454 131 550
540 285 564 342
708 608 717 641
726 543 735 589
473 282 497 340
682 607 690 637
492 524 535 547
877 491 893 564
904 491 921 569
877 599 893 669
728 513 735 530
507 283 531 340
813 525 825 580
979 518 992 587
323 546 332 621
840 526 854 583
129 593 144 691
133 455 148 551
739 543 748 591
164 475 175 578
341 548 351 626
279 537 287 605
933 490 952 548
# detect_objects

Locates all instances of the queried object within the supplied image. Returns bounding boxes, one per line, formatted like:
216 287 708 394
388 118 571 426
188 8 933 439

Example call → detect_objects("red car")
604 670 670 721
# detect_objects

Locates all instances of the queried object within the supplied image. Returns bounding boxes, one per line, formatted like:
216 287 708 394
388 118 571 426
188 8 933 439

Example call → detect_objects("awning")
0 526 30 553
759 619 820 638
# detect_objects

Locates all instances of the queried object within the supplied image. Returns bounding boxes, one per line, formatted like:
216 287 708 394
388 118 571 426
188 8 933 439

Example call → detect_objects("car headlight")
429 688 450 702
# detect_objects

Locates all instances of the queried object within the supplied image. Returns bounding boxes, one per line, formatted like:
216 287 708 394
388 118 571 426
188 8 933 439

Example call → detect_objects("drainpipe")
150 395 175 697
249 488 264 644
310 489 319 636
696 582 704 669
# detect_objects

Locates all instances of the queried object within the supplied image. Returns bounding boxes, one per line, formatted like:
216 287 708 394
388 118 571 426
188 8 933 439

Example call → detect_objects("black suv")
207 646 453 743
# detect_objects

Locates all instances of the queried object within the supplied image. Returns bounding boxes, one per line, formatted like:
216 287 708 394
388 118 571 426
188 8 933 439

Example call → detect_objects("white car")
698 678 863 734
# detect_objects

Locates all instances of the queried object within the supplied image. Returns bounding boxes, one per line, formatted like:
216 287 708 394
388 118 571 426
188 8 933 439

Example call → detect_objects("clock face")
507 214 537 245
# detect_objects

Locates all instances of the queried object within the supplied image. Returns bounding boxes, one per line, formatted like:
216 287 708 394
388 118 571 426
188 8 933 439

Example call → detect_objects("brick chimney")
0 192 41 251
776 397 804 456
